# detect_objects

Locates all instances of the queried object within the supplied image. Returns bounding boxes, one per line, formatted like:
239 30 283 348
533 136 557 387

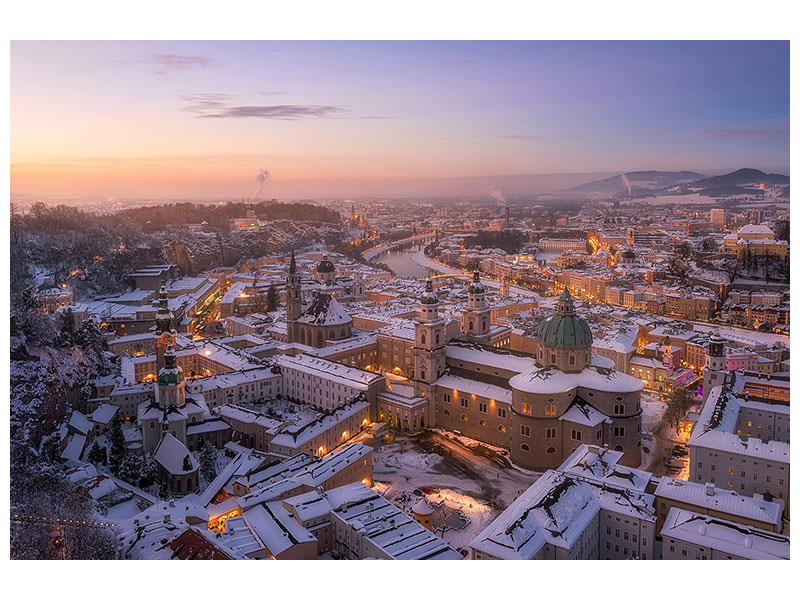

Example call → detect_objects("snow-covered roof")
326 482 461 560
689 386 789 462
68 411 93 436
469 468 655 560
661 507 789 560
654 477 782 527
445 343 537 374
509 364 644 395
276 353 384 389
243 502 317 557
91 403 119 425
154 433 199 475
558 399 612 428
296 292 353 326
435 374 512 404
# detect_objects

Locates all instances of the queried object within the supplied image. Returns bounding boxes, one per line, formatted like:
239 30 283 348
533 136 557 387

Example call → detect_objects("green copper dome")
535 314 593 348
467 270 485 295
535 286 592 348
420 278 438 304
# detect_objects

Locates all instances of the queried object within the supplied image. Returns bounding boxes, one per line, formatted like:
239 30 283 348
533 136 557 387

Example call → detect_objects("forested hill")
118 200 341 229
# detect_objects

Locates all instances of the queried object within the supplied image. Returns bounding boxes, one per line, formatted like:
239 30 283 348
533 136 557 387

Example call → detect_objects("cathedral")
411 284 644 470
286 251 354 348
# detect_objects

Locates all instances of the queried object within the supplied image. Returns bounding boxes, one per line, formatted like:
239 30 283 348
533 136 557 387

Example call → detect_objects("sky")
10 40 790 202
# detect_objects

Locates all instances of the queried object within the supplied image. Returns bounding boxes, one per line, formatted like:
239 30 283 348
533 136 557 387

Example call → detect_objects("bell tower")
154 285 175 373
156 344 186 410
703 333 726 401
461 270 492 341
413 279 446 399
286 250 302 343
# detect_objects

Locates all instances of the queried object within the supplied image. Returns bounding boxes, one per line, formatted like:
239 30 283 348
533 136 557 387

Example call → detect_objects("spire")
289 249 296 274
473 270 481 283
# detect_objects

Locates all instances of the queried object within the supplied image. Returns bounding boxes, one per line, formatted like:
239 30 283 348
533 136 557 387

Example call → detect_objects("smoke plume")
620 173 632 197
489 186 508 206
254 169 271 198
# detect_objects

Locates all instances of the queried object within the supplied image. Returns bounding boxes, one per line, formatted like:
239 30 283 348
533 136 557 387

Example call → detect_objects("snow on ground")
369 431 542 554
640 391 668 430
431 428 508 456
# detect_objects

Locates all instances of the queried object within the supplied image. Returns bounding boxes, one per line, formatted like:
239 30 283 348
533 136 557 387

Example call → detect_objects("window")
596 430 602 440
571 429 582 441
497 408 506 418
545 428 557 439
545 405 556 416
546 447 556 454
520 425 531 437
443 409 450 416
614 404 625 415
479 403 487 413
614 426 625 437
460 398 469 408
521 402 532 415
498 425 506 433
520 443 530 452
479 420 486 427
461 415 468 422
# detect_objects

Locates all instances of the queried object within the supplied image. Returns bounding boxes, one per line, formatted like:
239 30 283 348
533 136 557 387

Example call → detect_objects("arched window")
546 447 556 454
443 409 450 416
614 445 624 452
435 333 440 344
421 333 426 345
469 320 474 331
520 443 530 452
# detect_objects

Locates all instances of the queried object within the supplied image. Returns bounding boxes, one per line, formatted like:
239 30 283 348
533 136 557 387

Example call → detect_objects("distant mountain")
564 168 789 199
676 169 789 190
563 170 705 197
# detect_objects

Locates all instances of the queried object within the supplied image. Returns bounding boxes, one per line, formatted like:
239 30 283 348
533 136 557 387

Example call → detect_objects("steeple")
556 286 576 316
289 249 296 274
154 285 174 334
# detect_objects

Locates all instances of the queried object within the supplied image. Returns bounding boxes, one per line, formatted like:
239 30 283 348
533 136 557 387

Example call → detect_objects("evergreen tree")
199 442 217 482
182 454 193 472
266 283 279 312
108 416 126 474
87 441 104 464
138 456 159 489
117 454 143 485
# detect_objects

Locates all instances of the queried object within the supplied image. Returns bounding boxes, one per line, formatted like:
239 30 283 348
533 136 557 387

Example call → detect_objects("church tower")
703 333 726 401
156 344 186 410
413 279 446 400
461 271 492 341
154 285 175 373
286 250 302 343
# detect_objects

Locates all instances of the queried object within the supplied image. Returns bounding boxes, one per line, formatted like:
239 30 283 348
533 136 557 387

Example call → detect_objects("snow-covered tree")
108 416 126 474
199 442 217 481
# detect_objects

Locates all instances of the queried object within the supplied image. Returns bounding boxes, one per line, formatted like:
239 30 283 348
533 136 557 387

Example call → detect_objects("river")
370 243 431 279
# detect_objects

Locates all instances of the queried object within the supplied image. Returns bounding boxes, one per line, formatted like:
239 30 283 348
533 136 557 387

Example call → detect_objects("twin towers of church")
412 271 491 397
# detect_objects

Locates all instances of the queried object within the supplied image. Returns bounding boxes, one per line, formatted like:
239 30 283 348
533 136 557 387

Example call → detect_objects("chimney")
705 482 715 496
